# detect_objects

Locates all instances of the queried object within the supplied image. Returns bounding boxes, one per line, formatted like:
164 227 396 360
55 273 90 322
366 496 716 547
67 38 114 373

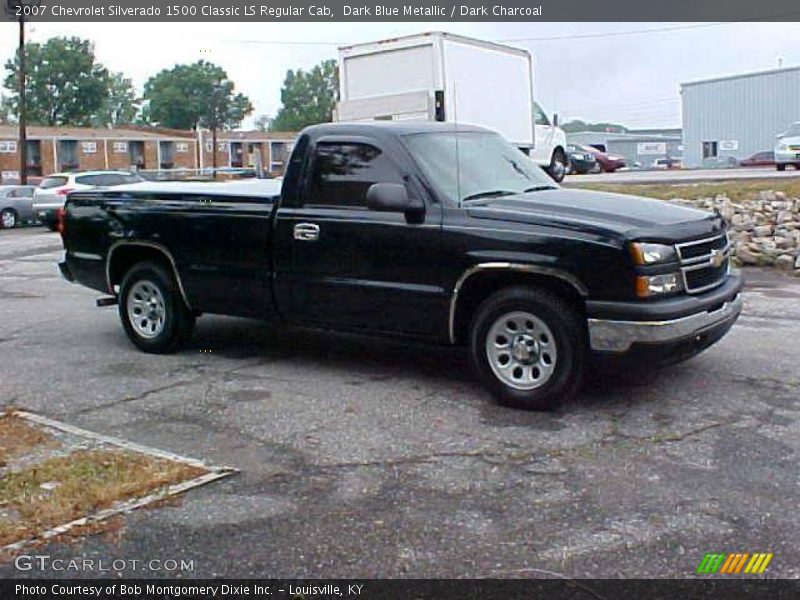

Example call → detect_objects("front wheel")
547 149 567 183
118 261 195 353
1 208 18 229
469 287 586 411
776 163 786 171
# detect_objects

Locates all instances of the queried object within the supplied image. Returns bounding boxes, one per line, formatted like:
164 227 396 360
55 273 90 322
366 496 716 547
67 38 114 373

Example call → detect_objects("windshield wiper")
523 185 557 193
461 190 516 203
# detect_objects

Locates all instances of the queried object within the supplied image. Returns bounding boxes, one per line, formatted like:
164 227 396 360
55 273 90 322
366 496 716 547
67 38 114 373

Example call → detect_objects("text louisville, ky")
43 3 543 18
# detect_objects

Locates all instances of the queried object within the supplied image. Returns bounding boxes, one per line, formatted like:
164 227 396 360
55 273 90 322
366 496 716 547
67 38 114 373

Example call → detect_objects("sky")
0 21 799 129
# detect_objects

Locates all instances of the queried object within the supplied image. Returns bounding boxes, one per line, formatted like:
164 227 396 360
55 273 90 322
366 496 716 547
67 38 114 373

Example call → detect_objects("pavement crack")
74 380 197 415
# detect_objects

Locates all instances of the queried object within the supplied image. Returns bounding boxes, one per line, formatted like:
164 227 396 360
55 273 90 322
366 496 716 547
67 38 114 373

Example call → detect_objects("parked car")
652 157 684 170
0 185 36 229
581 145 626 173
33 171 143 231
739 151 775 167
775 122 800 171
565 145 597 174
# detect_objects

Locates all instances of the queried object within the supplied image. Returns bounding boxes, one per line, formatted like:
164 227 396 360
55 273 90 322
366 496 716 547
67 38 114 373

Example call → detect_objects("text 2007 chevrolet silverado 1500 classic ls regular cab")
59 122 743 411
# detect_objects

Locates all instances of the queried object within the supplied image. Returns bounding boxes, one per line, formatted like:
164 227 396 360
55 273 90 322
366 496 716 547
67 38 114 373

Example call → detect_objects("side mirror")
553 113 559 127
366 183 417 212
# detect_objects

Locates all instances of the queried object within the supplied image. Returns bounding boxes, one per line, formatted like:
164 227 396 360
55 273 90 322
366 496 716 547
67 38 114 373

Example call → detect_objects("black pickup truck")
59 122 743 410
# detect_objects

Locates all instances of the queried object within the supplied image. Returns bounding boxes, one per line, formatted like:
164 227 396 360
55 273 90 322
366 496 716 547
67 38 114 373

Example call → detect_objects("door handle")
294 222 320 242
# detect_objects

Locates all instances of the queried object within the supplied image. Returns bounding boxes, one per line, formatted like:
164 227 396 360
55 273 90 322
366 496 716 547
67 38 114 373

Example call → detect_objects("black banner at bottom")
4 579 800 600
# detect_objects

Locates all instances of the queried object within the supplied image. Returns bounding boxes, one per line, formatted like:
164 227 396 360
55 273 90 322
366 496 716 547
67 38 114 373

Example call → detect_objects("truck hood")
777 135 800 147
465 188 724 242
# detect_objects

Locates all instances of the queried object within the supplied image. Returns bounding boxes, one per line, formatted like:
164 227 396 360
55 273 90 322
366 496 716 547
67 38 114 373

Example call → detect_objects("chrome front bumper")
587 294 743 353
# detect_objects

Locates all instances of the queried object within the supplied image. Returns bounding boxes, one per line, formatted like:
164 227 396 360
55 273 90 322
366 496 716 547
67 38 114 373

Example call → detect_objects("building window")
113 141 128 153
0 140 17 153
159 141 175 169
58 140 79 171
82 141 97 154
218 142 227 152
175 142 189 153
702 141 718 159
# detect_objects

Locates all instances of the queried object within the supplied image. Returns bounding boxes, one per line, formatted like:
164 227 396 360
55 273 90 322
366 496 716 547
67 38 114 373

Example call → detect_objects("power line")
222 21 754 47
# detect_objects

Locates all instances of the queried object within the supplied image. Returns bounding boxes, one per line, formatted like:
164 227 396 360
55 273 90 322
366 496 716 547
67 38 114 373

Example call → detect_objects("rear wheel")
118 261 195 353
469 286 586 411
776 163 786 171
547 149 567 183
1 208 18 229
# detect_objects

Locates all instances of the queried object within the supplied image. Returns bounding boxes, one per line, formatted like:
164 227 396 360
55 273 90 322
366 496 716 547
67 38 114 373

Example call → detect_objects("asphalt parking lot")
1 227 799 579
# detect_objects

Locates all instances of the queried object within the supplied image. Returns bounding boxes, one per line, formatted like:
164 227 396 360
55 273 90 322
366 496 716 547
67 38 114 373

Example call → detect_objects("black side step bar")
96 296 118 307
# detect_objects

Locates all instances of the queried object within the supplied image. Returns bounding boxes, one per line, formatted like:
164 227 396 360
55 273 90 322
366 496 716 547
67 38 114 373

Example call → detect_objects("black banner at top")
2 0 800 22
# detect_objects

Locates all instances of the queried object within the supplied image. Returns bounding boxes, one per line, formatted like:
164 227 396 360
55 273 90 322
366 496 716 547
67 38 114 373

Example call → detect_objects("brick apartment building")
198 130 296 174
0 125 297 183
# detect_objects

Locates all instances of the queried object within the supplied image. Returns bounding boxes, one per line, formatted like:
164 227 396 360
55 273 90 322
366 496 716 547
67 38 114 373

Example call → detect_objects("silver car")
32 171 143 231
0 185 37 229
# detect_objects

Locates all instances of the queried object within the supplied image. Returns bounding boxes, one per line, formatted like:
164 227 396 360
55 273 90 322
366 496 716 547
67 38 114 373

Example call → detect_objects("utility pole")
18 11 27 184
6 0 38 185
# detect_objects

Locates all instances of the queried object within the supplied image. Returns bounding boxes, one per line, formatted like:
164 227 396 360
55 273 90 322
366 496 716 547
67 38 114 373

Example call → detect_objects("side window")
75 175 102 186
533 102 550 126
306 142 402 208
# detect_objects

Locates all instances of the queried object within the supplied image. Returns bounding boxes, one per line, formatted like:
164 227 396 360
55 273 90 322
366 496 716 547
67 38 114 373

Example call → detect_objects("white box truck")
336 32 568 181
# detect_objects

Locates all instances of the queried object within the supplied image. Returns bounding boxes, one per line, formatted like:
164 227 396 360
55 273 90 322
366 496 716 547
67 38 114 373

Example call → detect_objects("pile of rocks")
669 191 800 273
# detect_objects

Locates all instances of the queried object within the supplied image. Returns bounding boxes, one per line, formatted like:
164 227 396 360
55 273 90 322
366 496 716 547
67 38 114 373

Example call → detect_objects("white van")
335 32 569 182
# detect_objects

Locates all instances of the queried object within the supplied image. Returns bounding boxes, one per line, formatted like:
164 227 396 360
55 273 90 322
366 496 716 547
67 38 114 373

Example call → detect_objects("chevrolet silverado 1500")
59 122 742 410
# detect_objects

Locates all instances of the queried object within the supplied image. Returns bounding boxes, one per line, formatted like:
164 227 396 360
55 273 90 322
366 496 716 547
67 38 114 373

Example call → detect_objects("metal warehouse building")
566 130 682 168
681 65 800 168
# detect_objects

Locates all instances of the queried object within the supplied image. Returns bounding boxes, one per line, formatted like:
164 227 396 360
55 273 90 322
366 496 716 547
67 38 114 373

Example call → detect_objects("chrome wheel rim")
1 211 15 228
551 155 567 180
127 280 166 339
485 311 557 390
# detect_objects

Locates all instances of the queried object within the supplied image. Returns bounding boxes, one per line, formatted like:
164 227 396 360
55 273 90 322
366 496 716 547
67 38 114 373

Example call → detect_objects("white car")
775 122 800 171
32 171 143 231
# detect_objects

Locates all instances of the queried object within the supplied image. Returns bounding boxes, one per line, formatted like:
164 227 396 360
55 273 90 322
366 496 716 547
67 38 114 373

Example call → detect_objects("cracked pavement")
1 228 799 578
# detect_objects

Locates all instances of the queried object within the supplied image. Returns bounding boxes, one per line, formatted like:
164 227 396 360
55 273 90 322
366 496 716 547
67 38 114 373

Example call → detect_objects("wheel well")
452 271 585 344
107 245 173 290
552 146 566 160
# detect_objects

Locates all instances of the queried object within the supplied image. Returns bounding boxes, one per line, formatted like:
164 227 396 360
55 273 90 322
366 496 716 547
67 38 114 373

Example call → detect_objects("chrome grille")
676 233 730 294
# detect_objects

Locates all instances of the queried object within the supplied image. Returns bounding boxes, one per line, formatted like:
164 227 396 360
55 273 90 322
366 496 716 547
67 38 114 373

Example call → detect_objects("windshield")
403 131 556 206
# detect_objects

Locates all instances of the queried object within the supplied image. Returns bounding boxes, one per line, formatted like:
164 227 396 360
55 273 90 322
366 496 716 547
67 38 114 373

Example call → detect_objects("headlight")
629 242 677 265
635 273 682 298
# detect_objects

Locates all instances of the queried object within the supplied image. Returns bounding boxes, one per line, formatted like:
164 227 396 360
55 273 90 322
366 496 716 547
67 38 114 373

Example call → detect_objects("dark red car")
739 151 775 167
581 145 626 172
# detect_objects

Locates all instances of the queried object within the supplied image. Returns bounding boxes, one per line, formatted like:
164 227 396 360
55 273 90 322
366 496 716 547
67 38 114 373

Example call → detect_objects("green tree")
271 59 338 131
561 119 628 134
254 114 272 132
142 61 252 131
92 72 139 127
3 36 110 126
0 94 14 124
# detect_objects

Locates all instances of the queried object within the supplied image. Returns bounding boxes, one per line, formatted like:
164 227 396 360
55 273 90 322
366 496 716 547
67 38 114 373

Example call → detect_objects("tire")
118 261 195 354
547 149 567 183
469 286 586 411
1 208 18 229
776 163 786 171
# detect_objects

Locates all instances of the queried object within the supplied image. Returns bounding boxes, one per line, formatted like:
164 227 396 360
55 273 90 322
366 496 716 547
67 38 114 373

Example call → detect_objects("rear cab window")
304 141 403 208
39 176 68 189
